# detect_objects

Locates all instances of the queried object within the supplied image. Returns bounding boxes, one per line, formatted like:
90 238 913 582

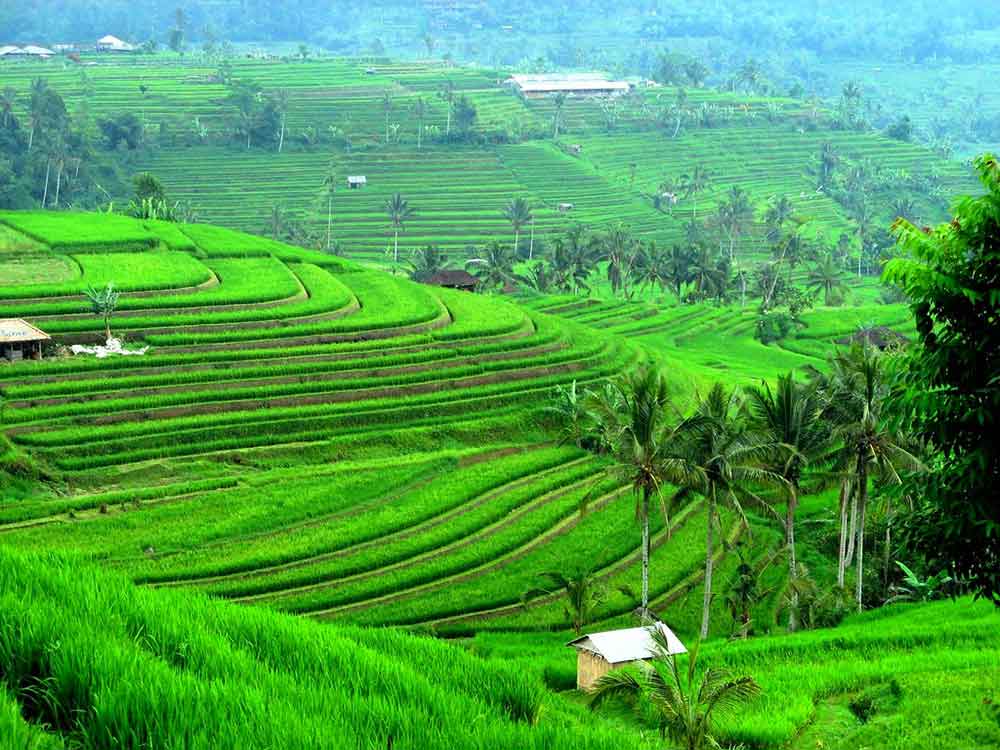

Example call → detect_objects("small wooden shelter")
836 326 908 350
347 175 367 189
0 319 50 361
568 622 686 691
568 144 583 155
557 202 575 213
426 270 478 292
96 35 135 52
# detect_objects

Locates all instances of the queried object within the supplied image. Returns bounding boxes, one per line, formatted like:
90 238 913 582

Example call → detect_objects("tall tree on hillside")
319 167 337 251
763 195 794 243
381 90 393 143
747 375 829 632
681 166 711 221
821 344 922 611
663 244 693 302
551 92 567 140
603 223 637 298
438 80 455 136
886 153 1000 604
27 78 50 152
818 143 839 188
806 255 848 305
269 203 286 240
84 282 120 342
717 186 753 263
584 366 690 620
412 96 427 149
504 197 532 258
273 89 290 153
385 192 415 264
672 384 784 639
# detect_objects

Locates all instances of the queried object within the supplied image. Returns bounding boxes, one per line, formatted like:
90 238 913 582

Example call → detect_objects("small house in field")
836 326 908 350
20 45 56 58
96 35 135 53
568 144 583 155
0 46 23 58
557 202 575 213
506 73 630 99
347 175 367 189
0 319 50 361
568 622 686 691
426 269 478 292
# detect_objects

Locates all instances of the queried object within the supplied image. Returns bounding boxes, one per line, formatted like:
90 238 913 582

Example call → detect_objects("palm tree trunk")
327 197 333 250
104 314 111 342
53 161 63 207
845 488 859 570
700 488 716 639
28 127 34 152
278 116 285 153
855 459 868 612
529 220 534 261
445 108 451 136
394 230 399 263
42 159 51 208
641 487 651 622
787 486 798 632
513 230 519 257
837 480 850 588
883 519 892 592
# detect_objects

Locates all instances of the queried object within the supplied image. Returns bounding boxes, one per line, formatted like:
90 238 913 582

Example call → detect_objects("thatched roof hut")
0 319 50 361
426 270 478 292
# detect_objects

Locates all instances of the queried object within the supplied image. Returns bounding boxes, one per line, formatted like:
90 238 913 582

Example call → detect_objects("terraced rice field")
0 211 735 636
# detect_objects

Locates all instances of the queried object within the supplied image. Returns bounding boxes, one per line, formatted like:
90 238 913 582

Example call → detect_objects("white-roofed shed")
20 45 55 57
567 622 686 690
0 46 23 56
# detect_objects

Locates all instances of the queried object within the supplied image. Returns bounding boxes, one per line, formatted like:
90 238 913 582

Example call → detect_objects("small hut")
347 175 367 189
0 319 50 361
557 202 575 213
96 35 135 53
567 622 686 691
836 326 908 350
426 270 478 292
568 144 583 155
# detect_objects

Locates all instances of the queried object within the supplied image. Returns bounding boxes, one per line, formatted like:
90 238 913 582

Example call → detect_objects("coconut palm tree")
466 240 515 291
663 244 693 303
564 224 600 294
763 195 794 242
84 282 120 342
381 90 393 143
438 80 455 136
589 634 760 750
385 192 415 264
407 244 448 282
672 384 785 638
544 380 595 448
273 88 290 153
717 186 754 263
681 166 711 221
551 92 567 140
411 96 427 149
584 366 690 620
821 343 923 611
523 567 607 635
746 375 829 632
603 223 637 298
319 167 337 251
807 255 848 306
504 197 532 258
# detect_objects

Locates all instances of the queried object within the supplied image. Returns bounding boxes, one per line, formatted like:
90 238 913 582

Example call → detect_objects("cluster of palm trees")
549 343 919 640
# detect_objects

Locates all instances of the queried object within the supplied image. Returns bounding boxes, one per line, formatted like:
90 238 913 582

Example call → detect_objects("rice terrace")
0 2 998 749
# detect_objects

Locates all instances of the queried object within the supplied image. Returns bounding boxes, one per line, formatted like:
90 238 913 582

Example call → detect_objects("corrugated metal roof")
567 623 686 664
0 46 23 56
0 319 50 343
508 73 630 93
21 45 55 56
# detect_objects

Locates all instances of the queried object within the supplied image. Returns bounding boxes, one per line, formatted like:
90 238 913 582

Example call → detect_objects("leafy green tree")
589 634 760 749
385 192 415 264
1 87 17 128
886 153 1000 604
407 244 448 282
747 375 829 632
84 282 120 341
807 254 848 305
717 186 753 263
503 197 532 259
452 95 477 138
723 542 775 638
680 166 711 221
523 568 608 635
603 223 637 298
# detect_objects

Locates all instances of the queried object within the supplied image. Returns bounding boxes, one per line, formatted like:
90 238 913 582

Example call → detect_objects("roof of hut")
567 623 686 665
0 319 50 344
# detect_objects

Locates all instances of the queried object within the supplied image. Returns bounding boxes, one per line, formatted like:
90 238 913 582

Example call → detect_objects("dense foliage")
887 154 1000 604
